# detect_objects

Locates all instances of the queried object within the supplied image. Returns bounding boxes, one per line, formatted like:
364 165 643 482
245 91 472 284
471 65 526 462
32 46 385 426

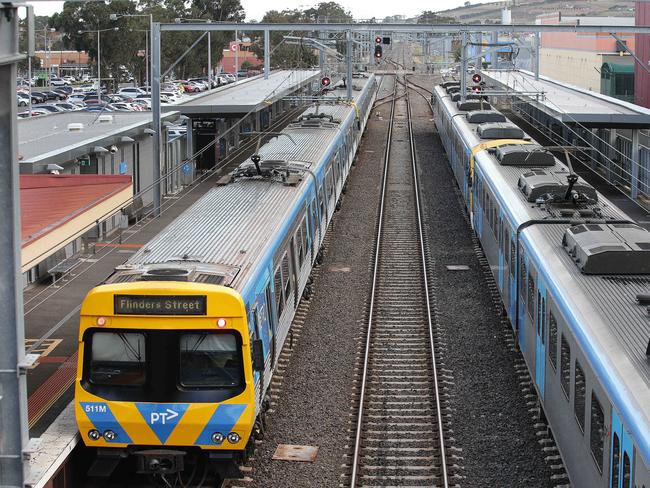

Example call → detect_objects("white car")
118 87 147 97
161 91 181 103
50 77 69 87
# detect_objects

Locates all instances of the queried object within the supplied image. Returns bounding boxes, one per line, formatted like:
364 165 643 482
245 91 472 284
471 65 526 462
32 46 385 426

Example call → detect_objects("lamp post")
110 13 153 88
78 27 119 103
43 26 55 79
174 18 213 88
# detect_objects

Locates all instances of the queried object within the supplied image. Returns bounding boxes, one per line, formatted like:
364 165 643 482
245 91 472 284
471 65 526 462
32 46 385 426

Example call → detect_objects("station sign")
114 295 207 315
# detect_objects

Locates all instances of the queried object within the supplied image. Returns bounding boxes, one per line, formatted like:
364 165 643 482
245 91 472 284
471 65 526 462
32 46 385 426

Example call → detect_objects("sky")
28 0 495 21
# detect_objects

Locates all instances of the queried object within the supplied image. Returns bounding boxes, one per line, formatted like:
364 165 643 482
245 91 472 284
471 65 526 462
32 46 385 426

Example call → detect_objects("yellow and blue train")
74 74 377 481
433 81 650 488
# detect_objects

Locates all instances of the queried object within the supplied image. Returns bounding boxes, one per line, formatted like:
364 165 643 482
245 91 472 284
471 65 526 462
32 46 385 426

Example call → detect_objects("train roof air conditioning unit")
466 110 507 124
141 267 192 281
563 223 650 274
477 122 525 139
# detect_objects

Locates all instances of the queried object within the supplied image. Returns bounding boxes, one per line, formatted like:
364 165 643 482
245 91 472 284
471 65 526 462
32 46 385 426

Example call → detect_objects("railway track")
347 75 454 487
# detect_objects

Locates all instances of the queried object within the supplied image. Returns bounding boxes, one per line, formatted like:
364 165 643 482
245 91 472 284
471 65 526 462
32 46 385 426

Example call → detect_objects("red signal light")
375 36 382 44
472 85 482 93
374 45 383 58
321 77 331 87
472 73 482 83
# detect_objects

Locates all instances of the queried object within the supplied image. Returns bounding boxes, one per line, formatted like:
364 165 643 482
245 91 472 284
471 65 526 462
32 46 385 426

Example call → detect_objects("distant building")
536 13 635 99
636 1 650 108
219 41 261 74
35 50 90 77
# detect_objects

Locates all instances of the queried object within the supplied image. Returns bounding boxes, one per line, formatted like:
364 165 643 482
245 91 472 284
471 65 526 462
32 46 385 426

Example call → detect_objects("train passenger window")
318 185 325 220
295 224 305 268
281 252 293 302
179 333 242 388
590 392 605 473
548 311 558 370
527 273 536 318
622 452 631 487
89 331 146 386
274 266 284 318
520 254 527 302
611 433 620 488
574 360 586 432
560 335 571 399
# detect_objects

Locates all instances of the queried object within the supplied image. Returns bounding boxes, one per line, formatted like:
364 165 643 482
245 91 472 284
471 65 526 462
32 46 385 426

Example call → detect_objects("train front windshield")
179 333 242 387
83 329 245 400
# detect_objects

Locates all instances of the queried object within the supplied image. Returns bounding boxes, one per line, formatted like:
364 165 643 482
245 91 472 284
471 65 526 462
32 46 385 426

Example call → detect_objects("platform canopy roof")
482 69 650 128
171 70 320 115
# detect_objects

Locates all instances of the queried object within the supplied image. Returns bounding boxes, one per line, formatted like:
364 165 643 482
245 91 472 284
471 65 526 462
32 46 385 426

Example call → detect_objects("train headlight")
217 318 227 328
88 429 101 441
211 432 224 444
227 432 240 444
103 430 117 441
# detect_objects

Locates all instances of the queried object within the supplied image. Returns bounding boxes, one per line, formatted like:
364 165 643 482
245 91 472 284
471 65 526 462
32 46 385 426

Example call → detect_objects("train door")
518 249 527 352
472 177 481 234
509 237 517 320
252 276 275 370
611 410 635 488
498 214 505 293
534 278 547 398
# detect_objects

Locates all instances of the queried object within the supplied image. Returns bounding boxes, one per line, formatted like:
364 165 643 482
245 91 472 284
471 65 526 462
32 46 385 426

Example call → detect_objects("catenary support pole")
461 31 468 102
534 31 540 80
632 128 640 201
0 4 28 487
346 29 353 101
264 29 270 79
152 22 161 217
207 30 212 86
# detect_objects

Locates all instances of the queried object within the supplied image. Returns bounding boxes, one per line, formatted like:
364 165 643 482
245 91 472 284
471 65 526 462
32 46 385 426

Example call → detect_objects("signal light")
321 76 331 87
375 36 382 44
374 45 383 59
472 73 482 83
472 85 482 93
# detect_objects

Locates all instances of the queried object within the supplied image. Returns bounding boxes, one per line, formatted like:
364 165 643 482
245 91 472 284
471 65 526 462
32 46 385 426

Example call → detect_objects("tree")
251 2 351 69
250 9 318 69
49 0 245 85
417 10 456 24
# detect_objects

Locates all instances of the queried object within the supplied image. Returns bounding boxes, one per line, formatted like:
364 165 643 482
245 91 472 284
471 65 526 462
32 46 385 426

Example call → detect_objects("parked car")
18 108 49 118
187 78 209 91
118 87 146 97
54 102 83 111
68 94 86 104
49 77 70 87
224 74 236 83
35 104 66 113
161 91 181 103
83 94 112 103
41 90 66 101
29 91 48 103
83 105 113 112
54 86 73 95
130 99 151 109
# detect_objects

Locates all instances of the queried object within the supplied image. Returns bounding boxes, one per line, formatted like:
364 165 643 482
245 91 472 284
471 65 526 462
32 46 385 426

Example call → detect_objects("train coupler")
134 449 185 474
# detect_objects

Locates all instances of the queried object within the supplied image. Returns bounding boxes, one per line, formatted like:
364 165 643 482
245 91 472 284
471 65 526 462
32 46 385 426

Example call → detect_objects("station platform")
171 69 319 115
170 69 320 171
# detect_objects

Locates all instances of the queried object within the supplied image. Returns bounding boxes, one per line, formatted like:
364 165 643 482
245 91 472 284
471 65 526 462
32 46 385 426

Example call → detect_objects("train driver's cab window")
89 331 146 386
179 333 242 388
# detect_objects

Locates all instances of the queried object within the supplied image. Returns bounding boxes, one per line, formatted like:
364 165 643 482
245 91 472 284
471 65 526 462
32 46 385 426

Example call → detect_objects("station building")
536 12 635 97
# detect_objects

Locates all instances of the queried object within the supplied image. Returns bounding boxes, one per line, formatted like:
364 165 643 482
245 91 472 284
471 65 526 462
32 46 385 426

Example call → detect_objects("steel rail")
405 79 450 487
349 74 397 488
